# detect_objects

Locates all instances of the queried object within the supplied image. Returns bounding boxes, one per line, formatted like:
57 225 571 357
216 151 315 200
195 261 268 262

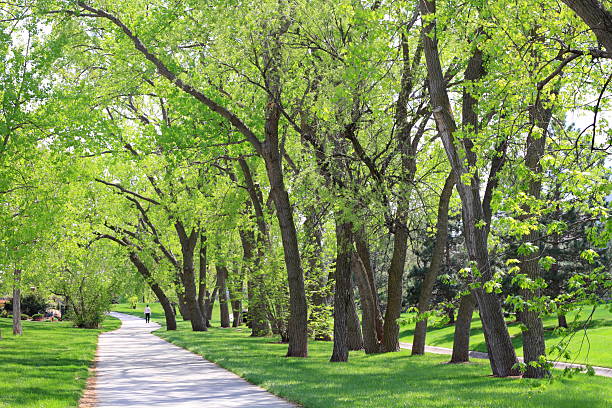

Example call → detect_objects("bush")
20 314 30 320
5 294 49 317
0 309 8 318
61 272 113 329
32 313 44 320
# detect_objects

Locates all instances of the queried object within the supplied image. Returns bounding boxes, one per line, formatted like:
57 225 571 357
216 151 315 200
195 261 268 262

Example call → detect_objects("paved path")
94 312 296 407
399 342 612 377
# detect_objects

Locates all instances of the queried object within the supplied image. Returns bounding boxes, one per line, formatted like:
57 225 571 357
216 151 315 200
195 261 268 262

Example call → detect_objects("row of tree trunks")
229 265 244 328
77 2 307 356
412 171 455 355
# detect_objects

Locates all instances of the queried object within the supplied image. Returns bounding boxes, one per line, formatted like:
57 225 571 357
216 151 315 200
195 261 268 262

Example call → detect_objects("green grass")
399 306 612 367
0 316 120 408
113 303 611 408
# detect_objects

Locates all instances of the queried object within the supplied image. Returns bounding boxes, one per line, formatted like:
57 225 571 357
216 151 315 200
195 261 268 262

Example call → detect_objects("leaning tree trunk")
352 252 381 353
347 286 364 351
206 286 218 325
450 293 476 363
561 0 612 53
217 265 231 328
420 0 519 377
12 269 22 336
330 220 353 362
129 253 177 330
412 172 454 355
382 216 409 352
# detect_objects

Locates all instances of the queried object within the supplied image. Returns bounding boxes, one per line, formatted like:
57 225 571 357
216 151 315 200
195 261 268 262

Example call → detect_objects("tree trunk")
176 225 207 331
129 253 177 330
354 229 384 343
228 266 243 327
419 0 519 377
217 265 231 328
198 233 208 326
352 252 381 353
12 269 22 336
347 287 364 351
207 286 218 324
450 293 476 363
176 287 190 321
519 99 553 379
561 0 612 53
558 314 568 328
382 219 409 352
412 171 455 355
331 220 353 362
240 228 271 336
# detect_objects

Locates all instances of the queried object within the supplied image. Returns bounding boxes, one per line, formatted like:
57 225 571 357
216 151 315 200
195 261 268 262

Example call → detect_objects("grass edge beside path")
0 315 120 408
113 304 611 408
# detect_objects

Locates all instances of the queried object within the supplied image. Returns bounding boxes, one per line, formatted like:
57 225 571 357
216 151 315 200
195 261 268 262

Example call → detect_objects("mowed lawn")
114 303 611 408
399 306 612 367
0 317 120 408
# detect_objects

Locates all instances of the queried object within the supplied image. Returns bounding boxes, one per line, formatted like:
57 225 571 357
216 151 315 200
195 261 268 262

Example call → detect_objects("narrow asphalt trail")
93 312 296 407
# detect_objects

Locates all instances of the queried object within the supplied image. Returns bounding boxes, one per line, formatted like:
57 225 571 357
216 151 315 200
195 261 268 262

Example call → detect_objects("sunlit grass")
0 316 120 408
114 303 611 408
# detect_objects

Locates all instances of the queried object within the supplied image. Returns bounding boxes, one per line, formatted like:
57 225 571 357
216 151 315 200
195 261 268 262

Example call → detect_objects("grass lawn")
0 316 120 408
399 306 612 367
113 303 611 408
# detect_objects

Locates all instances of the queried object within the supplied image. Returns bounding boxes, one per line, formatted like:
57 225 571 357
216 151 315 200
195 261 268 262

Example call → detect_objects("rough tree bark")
419 0 519 376
198 233 208 326
412 171 455 355
347 286 364 351
217 265 231 328
354 229 384 343
352 252 381 353
450 293 476 363
176 225 207 331
12 269 22 336
331 220 354 362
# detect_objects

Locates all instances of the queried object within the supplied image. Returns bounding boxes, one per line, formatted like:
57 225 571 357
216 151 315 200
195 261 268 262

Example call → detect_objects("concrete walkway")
94 312 296 407
399 342 612 377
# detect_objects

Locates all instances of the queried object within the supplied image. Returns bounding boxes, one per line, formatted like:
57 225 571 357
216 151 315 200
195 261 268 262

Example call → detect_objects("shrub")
20 314 30 320
0 309 8 318
32 313 44 320
4 294 49 317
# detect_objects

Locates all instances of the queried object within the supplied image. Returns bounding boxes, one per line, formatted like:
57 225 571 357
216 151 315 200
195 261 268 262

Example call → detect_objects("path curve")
399 342 612 377
94 312 297 407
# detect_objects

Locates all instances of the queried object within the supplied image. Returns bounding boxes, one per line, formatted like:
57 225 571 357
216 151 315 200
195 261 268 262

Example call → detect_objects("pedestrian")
144 304 151 323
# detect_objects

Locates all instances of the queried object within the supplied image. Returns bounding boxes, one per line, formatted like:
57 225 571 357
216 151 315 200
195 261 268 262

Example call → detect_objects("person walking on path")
144 305 151 323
